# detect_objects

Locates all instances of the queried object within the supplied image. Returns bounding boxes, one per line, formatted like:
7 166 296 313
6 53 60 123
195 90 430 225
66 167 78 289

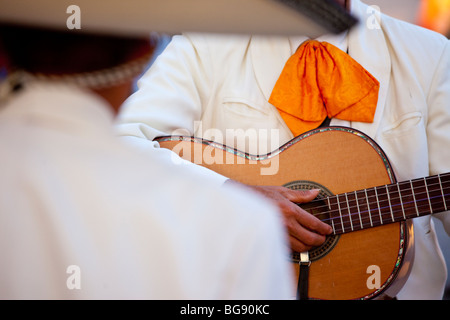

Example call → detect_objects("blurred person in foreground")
0 2 296 299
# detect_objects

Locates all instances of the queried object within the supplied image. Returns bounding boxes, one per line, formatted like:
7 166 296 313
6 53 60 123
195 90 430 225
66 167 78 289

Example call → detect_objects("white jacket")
117 0 450 299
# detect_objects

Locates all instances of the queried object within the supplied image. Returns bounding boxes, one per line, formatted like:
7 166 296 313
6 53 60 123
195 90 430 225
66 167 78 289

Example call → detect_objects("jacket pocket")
381 112 423 137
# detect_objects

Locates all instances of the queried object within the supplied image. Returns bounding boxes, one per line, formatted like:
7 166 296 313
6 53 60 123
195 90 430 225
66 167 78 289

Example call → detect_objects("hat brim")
0 0 357 37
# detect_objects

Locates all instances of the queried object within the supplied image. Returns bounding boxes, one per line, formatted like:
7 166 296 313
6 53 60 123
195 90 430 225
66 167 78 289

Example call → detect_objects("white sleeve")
115 34 228 185
427 40 450 236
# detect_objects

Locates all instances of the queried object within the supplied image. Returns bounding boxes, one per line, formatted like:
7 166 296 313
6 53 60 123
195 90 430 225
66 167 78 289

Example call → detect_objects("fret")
410 180 420 217
398 180 417 219
325 172 450 236
375 185 394 225
441 173 450 211
347 191 362 230
354 190 364 229
366 188 382 227
374 186 384 225
316 173 450 238
385 185 395 222
425 175 447 214
386 183 403 222
438 174 448 211
336 194 346 233
397 182 406 220
411 178 433 217
344 193 354 232
327 197 336 234
364 189 374 227
356 189 371 230
328 196 343 234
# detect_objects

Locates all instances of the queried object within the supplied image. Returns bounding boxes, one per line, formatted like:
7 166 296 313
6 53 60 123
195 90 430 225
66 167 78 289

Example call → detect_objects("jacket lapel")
249 35 295 138
250 35 292 102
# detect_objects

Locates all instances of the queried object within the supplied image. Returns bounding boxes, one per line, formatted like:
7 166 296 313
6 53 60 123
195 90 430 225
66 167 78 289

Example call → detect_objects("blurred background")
1 0 449 299
366 0 450 36
150 0 450 66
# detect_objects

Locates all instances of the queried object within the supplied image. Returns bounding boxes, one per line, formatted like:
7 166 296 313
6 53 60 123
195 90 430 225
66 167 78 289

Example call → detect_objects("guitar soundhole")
283 180 340 262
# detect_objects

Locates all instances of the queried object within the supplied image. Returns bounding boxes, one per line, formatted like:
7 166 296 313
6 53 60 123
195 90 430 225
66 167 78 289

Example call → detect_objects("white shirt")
0 82 295 299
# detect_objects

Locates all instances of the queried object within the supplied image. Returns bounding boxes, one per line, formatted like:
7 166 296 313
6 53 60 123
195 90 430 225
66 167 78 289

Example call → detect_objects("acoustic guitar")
154 127 449 300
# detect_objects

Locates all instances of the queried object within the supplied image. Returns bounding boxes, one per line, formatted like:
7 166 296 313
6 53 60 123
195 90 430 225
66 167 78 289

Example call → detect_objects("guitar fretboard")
308 173 450 235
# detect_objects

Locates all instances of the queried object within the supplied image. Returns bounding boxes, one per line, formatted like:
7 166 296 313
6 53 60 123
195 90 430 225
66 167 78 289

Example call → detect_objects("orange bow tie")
269 40 380 137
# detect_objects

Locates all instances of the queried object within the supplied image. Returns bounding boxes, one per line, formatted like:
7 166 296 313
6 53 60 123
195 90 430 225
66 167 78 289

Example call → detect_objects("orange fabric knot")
269 40 380 137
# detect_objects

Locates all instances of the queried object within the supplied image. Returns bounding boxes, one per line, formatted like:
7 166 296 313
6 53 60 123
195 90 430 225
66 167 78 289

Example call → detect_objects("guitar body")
156 127 414 300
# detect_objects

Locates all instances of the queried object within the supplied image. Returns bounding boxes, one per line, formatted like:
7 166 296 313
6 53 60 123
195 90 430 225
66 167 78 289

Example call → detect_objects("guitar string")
313 190 450 234
318 202 446 235
311 175 450 207
323 194 448 226
302 178 450 217
308 188 450 225
304 174 450 211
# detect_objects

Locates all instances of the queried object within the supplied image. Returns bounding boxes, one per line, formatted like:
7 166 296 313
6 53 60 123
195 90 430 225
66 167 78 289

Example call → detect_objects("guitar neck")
309 172 450 235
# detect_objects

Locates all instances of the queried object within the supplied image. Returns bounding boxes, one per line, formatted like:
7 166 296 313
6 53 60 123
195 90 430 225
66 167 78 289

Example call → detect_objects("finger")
282 188 320 203
289 237 312 253
286 222 327 252
298 207 333 235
